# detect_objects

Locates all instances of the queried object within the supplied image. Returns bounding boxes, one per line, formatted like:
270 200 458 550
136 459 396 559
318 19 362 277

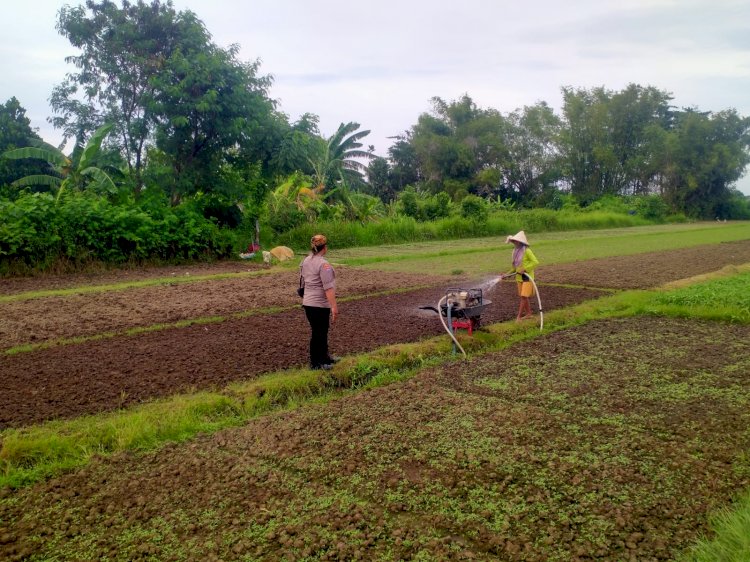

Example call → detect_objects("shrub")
460 194 489 222
0 192 239 273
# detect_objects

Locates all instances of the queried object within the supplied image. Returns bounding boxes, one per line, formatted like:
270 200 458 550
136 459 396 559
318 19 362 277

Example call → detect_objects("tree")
558 84 673 203
270 113 322 177
502 102 562 205
53 1 197 190
409 95 508 196
150 44 275 203
310 122 372 191
387 133 421 191
2 123 117 198
52 0 278 199
0 97 45 188
660 108 750 218
365 156 395 203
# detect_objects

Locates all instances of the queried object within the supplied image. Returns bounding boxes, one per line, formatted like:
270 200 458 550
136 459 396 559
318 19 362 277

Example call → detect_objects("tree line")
1 0 749 271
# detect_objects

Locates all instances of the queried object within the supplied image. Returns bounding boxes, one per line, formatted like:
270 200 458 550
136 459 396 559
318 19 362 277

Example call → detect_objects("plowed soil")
2 317 749 561
2 240 750 430
0 283 597 428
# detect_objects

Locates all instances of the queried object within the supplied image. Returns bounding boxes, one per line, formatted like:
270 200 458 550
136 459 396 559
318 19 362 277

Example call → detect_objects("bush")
0 192 239 274
396 188 453 221
460 194 489 222
632 195 670 221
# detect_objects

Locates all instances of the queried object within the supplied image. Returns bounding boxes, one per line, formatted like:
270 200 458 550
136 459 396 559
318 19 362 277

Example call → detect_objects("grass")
681 489 750 561
330 221 750 276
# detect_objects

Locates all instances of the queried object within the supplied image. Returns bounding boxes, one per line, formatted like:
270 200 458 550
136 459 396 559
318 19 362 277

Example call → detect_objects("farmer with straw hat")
504 230 539 321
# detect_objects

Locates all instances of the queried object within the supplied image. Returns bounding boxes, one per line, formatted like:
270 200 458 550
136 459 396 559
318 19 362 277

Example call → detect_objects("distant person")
299 234 339 370
504 230 539 321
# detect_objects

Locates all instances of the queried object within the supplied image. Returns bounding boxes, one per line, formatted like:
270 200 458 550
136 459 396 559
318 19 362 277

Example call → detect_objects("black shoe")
312 363 333 371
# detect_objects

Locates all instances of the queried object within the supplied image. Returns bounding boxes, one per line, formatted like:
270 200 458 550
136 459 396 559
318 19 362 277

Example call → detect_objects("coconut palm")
310 121 373 190
2 123 116 199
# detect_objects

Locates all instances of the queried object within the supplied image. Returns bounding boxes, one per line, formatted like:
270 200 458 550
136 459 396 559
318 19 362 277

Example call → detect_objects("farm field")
1 223 750 560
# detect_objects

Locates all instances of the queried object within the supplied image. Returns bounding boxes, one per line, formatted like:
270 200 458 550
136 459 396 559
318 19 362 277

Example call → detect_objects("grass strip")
3 284 437 355
679 488 750 561
334 222 750 269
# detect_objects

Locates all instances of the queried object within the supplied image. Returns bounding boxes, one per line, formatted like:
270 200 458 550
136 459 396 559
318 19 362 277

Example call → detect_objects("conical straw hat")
505 230 529 245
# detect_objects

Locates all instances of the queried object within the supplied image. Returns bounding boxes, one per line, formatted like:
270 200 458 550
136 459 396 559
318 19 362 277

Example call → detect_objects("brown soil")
1 241 749 429
2 317 749 561
0 282 597 428
0 268 451 350
537 239 750 289
4 240 750 351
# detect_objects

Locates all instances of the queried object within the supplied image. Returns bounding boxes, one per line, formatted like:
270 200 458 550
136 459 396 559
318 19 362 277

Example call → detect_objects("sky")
3 0 750 194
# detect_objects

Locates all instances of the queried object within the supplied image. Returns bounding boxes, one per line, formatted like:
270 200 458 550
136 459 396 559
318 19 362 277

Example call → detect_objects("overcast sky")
3 0 750 194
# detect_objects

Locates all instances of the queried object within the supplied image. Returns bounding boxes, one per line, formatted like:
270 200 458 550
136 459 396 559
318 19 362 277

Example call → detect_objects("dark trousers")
303 306 330 368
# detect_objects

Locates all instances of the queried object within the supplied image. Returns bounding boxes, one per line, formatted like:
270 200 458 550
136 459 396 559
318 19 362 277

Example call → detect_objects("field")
2 222 750 560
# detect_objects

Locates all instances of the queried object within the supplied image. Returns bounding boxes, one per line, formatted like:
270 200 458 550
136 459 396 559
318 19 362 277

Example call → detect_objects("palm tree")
310 121 373 190
2 123 116 199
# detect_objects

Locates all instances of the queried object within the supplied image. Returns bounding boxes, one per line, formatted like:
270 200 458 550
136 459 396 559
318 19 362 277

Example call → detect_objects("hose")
501 273 544 331
437 294 467 358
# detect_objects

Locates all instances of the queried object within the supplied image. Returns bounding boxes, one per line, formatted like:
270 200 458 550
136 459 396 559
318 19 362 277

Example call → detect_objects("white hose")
501 273 544 331
437 295 467 358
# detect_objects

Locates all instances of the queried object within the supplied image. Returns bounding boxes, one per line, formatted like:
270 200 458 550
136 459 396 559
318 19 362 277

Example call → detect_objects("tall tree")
365 156 394 203
0 97 45 188
660 108 750 218
387 133 421 191
150 44 275 203
52 0 278 199
52 1 196 189
559 84 673 202
269 113 322 177
502 102 562 204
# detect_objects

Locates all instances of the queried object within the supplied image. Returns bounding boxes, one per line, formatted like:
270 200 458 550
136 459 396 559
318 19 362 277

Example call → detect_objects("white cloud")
2 0 749 193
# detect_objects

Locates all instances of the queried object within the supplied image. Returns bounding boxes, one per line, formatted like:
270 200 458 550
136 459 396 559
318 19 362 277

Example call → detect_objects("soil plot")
2 317 749 561
1 282 597 428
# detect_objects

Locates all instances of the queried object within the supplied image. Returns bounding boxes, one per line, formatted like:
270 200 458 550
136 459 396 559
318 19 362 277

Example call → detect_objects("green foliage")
52 1 280 198
661 109 750 219
273 207 652 251
460 194 489 222
632 195 670 221
681 488 750 561
0 192 238 273
718 189 750 220
0 97 46 188
396 187 452 221
2 123 117 199
652 272 750 321
310 121 373 191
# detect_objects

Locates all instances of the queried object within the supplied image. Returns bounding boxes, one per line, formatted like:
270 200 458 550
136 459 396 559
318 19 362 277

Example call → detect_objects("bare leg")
516 298 525 321
521 297 533 319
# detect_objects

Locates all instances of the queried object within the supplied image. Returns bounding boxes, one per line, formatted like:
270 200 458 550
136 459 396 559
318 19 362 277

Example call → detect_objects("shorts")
517 281 534 297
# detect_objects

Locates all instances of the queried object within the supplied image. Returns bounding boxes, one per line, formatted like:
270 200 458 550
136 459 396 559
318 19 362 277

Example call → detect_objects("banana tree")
2 123 116 200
